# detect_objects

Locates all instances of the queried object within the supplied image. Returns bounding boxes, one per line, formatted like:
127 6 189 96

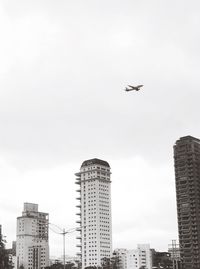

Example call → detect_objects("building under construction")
174 136 200 269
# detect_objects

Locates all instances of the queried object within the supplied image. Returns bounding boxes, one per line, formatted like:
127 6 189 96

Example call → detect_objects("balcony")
76 212 81 216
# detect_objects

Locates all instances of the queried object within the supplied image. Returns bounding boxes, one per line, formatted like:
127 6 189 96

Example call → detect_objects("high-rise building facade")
174 136 200 269
0 224 2 244
75 158 112 268
16 203 49 269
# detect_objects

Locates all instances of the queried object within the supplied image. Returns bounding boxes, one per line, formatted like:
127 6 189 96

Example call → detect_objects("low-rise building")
152 250 172 269
114 244 152 269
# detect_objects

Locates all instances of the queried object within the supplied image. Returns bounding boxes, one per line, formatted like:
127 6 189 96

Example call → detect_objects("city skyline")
1 0 200 261
1 156 177 257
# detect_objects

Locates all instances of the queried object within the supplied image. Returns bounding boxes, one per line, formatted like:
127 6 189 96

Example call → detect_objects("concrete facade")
114 244 152 269
75 158 112 268
16 203 49 269
174 136 200 269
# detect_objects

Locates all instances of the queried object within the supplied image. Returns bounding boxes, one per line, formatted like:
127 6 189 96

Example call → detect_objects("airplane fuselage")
124 84 143 92
125 87 140 92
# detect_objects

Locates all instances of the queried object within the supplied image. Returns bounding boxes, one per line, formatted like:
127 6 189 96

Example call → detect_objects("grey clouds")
0 0 200 256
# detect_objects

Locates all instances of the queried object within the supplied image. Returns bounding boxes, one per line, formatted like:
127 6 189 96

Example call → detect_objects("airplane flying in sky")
124 85 143 92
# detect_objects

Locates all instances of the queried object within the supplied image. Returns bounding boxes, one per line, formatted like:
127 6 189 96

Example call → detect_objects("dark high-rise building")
0 225 2 243
174 136 200 269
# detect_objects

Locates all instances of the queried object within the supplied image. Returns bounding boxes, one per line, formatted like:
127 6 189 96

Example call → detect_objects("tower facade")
75 158 112 268
16 203 49 269
0 224 2 244
174 136 200 269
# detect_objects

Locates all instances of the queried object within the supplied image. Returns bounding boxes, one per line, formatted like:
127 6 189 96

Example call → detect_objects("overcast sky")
0 0 200 258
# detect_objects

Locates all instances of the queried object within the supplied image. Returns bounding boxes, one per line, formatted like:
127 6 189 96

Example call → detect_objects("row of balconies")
75 177 82 262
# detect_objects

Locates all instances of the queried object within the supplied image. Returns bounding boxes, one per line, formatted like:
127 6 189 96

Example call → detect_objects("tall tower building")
75 158 112 268
174 136 200 269
16 203 49 269
0 224 2 244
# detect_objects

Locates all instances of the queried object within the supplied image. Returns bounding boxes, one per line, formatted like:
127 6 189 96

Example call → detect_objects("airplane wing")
128 85 135 89
128 84 143 89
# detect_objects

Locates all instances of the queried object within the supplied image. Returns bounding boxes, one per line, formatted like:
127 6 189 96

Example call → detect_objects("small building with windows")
114 244 152 269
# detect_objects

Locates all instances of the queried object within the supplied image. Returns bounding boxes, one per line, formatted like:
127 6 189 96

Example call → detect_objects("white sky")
0 0 200 258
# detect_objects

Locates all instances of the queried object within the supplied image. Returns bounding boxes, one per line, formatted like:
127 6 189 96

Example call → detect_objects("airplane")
124 85 143 92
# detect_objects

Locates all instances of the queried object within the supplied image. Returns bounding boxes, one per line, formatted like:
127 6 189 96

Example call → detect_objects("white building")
75 158 112 268
113 249 127 269
114 244 152 269
16 203 49 269
137 244 152 269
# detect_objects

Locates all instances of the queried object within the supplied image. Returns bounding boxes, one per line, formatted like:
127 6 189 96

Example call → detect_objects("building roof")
81 158 110 168
175 135 200 146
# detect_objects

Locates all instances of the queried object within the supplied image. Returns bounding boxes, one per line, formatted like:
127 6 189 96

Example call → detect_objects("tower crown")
81 158 110 168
